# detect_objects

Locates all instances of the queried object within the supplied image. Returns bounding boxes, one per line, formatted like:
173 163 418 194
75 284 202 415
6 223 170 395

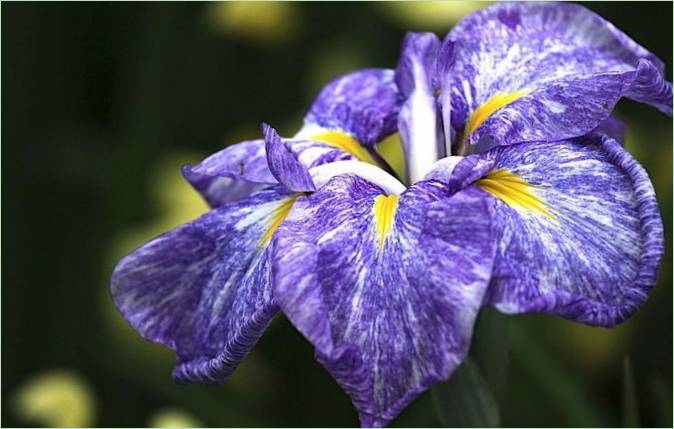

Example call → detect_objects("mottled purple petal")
425 154 493 194
111 186 298 382
181 139 275 207
271 175 496 427
451 135 663 327
262 123 316 192
466 60 670 148
442 2 672 148
624 57 673 115
183 138 353 207
303 69 402 146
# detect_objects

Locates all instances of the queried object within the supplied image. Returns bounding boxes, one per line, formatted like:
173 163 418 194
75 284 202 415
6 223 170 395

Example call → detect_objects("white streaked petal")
309 160 407 195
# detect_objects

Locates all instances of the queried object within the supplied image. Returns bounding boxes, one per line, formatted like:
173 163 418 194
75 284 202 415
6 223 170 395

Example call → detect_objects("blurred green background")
2 2 672 427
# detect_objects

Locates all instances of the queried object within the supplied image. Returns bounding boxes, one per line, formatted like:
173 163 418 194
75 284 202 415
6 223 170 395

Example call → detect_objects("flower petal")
271 175 496 427
448 134 664 326
469 114 628 154
183 138 353 207
395 32 445 182
395 32 440 97
442 2 672 149
184 69 400 205
111 186 300 382
181 139 274 207
301 69 402 147
309 160 407 196
262 124 316 192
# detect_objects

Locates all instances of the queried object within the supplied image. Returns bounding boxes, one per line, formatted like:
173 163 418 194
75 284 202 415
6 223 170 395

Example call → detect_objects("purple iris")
111 3 671 427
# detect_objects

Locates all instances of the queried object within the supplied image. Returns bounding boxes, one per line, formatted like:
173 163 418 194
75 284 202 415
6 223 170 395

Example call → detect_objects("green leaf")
471 307 510 402
622 356 640 428
432 357 500 428
649 375 672 427
509 321 606 427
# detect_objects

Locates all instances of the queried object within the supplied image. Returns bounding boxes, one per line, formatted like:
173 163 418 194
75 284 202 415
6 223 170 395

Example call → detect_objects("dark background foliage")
2 2 672 427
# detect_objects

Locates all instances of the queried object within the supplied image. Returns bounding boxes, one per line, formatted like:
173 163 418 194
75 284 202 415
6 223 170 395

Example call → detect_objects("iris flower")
111 3 671 427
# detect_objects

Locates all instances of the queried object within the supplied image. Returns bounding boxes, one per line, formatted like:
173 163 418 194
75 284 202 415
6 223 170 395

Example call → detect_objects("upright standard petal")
439 134 664 326
271 175 496 427
300 69 402 147
395 32 444 183
442 2 672 150
111 186 301 382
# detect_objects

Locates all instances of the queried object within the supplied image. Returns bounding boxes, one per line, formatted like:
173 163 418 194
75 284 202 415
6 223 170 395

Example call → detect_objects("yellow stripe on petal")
373 194 400 249
311 130 376 165
478 168 558 221
259 195 299 246
465 89 531 137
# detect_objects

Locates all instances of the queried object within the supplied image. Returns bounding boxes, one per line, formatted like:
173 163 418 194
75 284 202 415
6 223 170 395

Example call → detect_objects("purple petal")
304 69 402 146
262 123 316 192
624 57 673 115
425 154 493 194
271 175 496 427
183 138 354 207
395 32 440 97
181 139 275 207
443 2 672 148
451 135 663 327
395 33 445 182
466 60 670 148
111 186 299 382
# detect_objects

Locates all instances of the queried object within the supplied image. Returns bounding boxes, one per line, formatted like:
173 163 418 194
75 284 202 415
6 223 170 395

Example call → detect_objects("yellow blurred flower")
380 1 488 30
148 153 211 232
111 152 209 260
148 408 203 428
13 369 97 428
206 2 300 43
